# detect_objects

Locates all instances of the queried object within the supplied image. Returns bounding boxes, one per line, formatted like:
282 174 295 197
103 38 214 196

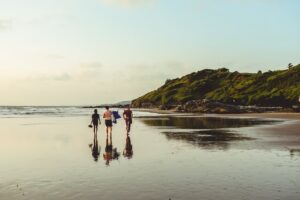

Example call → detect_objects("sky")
0 0 299 105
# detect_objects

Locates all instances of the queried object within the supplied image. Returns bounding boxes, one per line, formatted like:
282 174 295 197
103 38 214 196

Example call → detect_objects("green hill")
132 64 300 107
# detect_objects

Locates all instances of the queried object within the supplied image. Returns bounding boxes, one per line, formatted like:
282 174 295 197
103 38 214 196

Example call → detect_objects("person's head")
126 105 131 110
94 109 98 114
105 106 109 110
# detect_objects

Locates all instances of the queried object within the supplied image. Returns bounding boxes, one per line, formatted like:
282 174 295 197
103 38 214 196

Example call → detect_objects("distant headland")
82 101 131 109
131 64 300 113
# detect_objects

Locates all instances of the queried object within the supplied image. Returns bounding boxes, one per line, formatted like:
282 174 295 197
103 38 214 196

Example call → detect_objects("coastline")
134 108 300 119
227 112 300 120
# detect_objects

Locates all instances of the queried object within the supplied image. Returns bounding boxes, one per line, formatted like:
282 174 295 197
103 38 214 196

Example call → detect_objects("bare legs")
106 126 112 136
93 125 98 135
125 120 131 135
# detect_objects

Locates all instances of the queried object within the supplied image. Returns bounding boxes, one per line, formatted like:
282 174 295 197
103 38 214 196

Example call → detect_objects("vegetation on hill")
132 64 300 107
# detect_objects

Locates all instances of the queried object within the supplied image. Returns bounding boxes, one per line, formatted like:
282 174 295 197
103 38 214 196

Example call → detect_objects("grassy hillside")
132 64 300 107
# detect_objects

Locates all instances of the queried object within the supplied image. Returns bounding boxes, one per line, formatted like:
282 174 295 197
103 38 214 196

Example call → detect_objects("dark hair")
94 109 98 113
105 106 109 110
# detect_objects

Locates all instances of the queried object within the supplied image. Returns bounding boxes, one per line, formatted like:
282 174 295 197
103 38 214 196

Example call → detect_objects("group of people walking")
89 106 133 164
90 105 133 135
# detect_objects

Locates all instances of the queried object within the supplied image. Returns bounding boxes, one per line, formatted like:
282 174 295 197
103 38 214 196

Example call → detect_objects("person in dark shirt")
90 109 101 134
123 106 133 134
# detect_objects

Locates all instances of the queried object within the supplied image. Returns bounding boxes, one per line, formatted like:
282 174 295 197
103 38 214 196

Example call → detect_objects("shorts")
92 121 98 126
105 120 113 127
125 119 132 125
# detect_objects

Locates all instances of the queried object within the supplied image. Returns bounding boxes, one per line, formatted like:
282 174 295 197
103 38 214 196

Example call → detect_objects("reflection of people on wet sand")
103 106 113 136
90 109 101 134
286 147 300 158
123 106 133 134
89 134 100 161
103 134 120 165
123 135 133 159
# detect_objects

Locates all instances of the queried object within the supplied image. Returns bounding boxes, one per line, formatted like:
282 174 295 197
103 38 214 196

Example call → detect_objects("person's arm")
98 115 101 124
123 111 126 119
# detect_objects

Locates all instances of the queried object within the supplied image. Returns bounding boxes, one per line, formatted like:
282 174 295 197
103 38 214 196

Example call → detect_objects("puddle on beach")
140 116 281 150
161 130 253 150
140 116 279 129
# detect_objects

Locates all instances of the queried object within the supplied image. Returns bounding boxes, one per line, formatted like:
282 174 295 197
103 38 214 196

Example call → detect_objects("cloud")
74 62 104 81
112 61 189 97
24 73 72 82
47 54 65 60
0 19 12 31
101 0 154 7
215 0 280 5
20 62 103 83
80 62 102 69
53 73 72 81
10 60 192 105
119 61 188 81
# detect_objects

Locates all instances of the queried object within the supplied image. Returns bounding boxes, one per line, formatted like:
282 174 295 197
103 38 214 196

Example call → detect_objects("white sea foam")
0 106 165 118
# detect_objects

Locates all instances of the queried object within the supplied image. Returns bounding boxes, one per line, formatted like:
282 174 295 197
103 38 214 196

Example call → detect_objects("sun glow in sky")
0 0 299 105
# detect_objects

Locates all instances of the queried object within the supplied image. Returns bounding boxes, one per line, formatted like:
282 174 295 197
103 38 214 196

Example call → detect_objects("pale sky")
0 0 299 105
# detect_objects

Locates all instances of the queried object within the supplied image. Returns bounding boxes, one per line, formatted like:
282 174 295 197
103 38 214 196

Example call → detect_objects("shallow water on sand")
0 111 299 200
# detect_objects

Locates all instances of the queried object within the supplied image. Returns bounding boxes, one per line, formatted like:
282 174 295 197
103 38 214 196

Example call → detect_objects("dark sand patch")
162 130 254 150
139 114 300 151
140 116 279 129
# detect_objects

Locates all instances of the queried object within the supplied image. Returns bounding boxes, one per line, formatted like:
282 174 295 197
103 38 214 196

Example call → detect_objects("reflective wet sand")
0 113 299 200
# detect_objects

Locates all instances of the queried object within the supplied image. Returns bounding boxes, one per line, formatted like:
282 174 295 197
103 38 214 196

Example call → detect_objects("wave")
0 106 160 118
0 106 90 117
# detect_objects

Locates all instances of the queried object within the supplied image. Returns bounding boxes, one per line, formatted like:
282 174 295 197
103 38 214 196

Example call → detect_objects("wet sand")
137 109 300 146
0 110 299 200
226 113 300 149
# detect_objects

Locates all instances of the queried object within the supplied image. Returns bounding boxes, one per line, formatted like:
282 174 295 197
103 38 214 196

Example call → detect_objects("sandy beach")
0 107 299 200
227 113 300 144
229 112 300 120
